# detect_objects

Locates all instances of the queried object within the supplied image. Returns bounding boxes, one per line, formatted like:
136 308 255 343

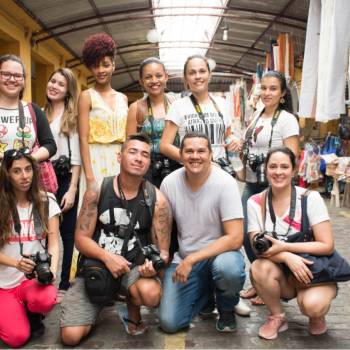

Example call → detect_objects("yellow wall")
0 0 90 104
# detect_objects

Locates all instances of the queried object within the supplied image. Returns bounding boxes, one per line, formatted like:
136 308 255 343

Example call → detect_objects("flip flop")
121 317 147 336
250 295 265 306
239 287 257 299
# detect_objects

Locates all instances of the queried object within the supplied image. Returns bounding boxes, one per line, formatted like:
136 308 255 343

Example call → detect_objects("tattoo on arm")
78 190 98 232
153 199 171 245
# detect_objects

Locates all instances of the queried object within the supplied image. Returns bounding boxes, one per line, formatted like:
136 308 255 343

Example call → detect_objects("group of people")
0 32 339 348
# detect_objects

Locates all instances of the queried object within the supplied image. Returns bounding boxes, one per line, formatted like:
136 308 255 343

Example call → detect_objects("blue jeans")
159 251 245 333
242 182 267 263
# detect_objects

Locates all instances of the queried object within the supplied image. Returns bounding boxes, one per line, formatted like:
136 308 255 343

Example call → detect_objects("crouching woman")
0 148 60 348
248 146 337 340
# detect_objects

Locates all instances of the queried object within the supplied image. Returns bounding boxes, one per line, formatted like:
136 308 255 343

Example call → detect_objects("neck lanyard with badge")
189 94 224 124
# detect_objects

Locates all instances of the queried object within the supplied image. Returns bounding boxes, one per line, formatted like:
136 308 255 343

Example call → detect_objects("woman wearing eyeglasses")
0 55 56 162
0 148 60 348
44 68 81 303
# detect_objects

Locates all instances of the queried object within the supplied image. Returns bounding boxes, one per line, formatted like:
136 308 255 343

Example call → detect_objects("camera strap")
189 94 224 124
18 101 26 148
245 108 281 150
66 136 71 165
266 185 297 238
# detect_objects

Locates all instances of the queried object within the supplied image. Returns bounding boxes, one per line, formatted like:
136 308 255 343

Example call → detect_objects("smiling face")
89 56 115 85
266 151 294 189
118 139 151 177
140 62 168 97
184 57 211 95
46 72 68 103
260 76 285 110
0 60 25 100
9 157 33 195
180 136 212 177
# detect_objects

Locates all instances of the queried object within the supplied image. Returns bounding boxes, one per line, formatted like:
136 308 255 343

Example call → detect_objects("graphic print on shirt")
98 207 138 255
184 111 225 147
8 218 45 243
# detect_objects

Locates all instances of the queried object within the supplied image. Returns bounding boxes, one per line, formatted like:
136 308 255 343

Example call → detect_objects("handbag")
26 103 58 194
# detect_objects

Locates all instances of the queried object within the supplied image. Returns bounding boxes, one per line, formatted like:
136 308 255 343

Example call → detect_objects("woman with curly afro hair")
78 33 128 195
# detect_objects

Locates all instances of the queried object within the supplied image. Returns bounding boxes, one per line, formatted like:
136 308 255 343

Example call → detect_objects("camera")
152 157 172 179
24 251 53 285
247 153 267 186
52 155 71 177
135 244 165 271
252 232 274 254
216 157 235 177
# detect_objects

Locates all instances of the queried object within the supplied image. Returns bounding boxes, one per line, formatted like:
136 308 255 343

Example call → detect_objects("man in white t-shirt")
159 132 246 333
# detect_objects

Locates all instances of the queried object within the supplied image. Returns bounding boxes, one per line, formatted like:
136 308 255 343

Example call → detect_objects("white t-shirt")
0 195 61 289
166 95 231 161
49 114 81 167
247 187 329 240
244 110 299 182
160 166 243 263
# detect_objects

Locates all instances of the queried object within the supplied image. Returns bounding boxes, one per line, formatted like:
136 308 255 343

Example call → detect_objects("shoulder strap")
27 102 39 146
142 179 156 218
260 190 267 232
136 99 147 127
97 176 115 220
301 190 312 241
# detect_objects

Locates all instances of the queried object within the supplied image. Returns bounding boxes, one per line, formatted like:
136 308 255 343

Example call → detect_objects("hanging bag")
25 102 58 194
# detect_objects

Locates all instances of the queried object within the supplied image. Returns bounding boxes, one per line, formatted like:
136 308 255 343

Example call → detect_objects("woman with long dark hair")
237 70 300 304
126 57 179 187
248 146 336 339
44 68 81 302
0 149 60 347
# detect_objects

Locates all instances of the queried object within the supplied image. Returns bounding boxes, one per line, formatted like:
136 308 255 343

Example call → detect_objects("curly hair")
44 68 78 136
82 33 117 68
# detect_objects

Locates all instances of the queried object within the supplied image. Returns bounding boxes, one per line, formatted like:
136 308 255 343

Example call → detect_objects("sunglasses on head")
3 147 31 161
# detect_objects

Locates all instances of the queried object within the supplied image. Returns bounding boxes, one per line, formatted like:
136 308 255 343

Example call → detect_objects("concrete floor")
1 201 350 349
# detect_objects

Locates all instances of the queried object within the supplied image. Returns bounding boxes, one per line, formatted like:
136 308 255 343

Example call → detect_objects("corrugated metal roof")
15 0 309 92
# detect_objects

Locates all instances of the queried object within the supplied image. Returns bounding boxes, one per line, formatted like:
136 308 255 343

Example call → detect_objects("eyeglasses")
3 147 31 160
0 71 25 81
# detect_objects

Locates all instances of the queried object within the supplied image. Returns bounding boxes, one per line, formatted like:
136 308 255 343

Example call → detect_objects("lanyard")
245 108 281 149
267 185 297 238
189 94 224 123
146 96 168 144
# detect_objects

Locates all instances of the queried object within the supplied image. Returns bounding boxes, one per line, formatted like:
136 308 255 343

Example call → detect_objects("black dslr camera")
135 244 165 271
252 232 275 254
216 157 235 177
24 251 53 285
247 153 267 186
152 157 172 179
52 155 71 177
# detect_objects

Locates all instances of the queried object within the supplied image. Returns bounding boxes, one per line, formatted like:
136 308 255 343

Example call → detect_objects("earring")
280 97 285 104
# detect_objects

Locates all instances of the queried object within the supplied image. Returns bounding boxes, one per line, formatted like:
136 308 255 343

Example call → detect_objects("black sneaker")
199 298 216 317
27 311 45 339
216 311 237 332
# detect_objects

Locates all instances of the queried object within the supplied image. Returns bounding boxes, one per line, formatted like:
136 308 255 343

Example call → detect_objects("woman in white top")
44 68 81 301
248 146 336 339
0 149 60 347
160 55 235 165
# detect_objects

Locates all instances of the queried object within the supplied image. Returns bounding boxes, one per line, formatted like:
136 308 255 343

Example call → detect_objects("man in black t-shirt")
60 134 171 345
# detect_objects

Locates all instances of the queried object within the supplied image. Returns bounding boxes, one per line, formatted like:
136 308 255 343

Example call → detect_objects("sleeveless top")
93 177 153 262
88 88 128 144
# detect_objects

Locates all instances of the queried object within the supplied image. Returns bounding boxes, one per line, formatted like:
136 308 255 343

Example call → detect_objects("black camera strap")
18 101 26 148
245 108 281 151
189 94 224 124
66 136 71 165
267 185 297 238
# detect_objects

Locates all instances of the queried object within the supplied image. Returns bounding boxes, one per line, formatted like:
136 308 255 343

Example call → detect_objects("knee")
60 327 86 346
213 252 245 283
250 259 273 283
3 329 30 348
299 296 330 318
134 281 161 308
29 285 57 313
159 314 181 334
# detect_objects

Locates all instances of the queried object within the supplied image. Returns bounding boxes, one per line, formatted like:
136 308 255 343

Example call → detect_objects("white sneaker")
234 298 251 317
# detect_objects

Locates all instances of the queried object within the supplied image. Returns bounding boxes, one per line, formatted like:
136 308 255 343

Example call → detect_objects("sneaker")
234 298 251 317
199 299 216 317
258 314 288 340
216 311 237 332
309 316 327 335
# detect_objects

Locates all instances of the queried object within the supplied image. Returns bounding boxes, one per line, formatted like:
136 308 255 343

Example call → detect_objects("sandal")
239 287 257 299
250 295 265 306
121 317 147 336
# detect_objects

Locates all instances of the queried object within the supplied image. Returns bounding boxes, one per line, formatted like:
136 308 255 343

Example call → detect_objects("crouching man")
159 132 246 333
60 134 171 345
